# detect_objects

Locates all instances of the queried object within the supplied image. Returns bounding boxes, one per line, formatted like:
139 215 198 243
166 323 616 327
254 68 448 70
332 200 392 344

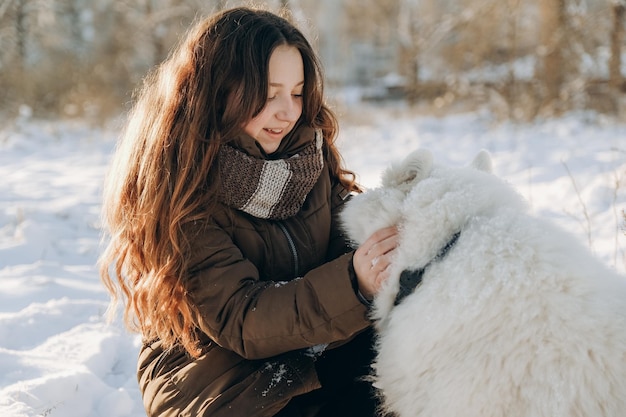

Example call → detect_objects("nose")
277 96 301 122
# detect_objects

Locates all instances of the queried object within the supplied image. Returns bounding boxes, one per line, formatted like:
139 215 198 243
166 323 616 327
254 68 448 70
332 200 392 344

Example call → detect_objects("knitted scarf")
218 129 324 220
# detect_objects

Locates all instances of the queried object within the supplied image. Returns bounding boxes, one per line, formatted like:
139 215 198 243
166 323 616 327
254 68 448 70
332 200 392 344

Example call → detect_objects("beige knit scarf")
218 129 324 220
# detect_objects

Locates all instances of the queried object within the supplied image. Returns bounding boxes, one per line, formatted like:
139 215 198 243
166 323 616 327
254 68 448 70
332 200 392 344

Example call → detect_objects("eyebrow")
269 81 305 87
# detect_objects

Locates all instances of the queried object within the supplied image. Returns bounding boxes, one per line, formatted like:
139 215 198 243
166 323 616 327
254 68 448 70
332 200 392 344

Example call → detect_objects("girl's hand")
353 226 398 300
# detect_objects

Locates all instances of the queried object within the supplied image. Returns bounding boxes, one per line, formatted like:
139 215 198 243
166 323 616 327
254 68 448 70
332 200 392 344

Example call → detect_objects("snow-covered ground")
1 108 625 416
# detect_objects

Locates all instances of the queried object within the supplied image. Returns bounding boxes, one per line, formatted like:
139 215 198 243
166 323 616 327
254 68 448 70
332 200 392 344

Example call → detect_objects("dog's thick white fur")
341 149 626 417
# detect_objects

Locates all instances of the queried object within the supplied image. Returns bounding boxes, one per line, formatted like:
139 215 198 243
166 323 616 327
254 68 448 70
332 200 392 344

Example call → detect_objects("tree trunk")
397 0 420 104
68 0 82 52
16 0 27 68
537 0 567 111
143 0 164 67
504 0 520 118
610 2 625 91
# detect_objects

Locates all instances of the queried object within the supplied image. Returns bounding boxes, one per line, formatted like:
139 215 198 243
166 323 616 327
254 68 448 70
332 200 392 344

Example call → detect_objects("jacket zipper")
277 222 299 278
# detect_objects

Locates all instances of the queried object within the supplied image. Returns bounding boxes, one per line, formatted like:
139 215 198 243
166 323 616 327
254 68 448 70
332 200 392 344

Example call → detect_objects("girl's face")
243 45 304 154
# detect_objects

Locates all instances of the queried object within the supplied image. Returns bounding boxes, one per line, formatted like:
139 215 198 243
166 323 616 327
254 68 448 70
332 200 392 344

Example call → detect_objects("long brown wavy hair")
99 6 360 357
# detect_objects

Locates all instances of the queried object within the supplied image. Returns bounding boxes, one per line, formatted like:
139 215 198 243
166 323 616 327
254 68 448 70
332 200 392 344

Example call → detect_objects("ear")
471 149 493 173
382 149 433 190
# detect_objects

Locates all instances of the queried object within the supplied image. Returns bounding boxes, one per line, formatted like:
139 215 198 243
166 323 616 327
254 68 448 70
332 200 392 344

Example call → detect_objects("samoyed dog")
341 149 626 417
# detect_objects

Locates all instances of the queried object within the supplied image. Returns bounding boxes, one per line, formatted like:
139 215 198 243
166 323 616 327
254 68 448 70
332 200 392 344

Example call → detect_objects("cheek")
243 114 265 137
296 101 304 117
242 120 256 137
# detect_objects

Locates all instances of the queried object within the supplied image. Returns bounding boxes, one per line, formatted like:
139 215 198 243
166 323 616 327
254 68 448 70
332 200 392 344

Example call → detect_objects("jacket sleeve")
185 222 371 360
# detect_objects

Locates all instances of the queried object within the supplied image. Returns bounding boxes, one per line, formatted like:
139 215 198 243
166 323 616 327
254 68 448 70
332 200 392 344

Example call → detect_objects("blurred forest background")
0 0 625 123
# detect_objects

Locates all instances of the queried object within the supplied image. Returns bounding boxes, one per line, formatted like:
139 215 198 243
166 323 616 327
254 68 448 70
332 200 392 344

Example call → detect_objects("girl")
100 6 397 417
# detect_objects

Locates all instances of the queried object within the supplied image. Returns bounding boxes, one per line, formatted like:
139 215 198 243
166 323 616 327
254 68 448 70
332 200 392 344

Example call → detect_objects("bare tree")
66 0 83 54
15 0 27 68
500 0 523 118
536 0 567 113
397 0 420 103
343 0 401 86
610 0 625 91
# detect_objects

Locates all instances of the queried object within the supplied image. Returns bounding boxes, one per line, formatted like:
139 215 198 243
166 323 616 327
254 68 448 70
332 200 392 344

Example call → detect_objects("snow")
1 108 625 416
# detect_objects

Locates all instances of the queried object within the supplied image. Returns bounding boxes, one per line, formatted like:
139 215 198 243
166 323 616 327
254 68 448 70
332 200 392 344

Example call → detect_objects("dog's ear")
382 149 433 190
470 149 493 173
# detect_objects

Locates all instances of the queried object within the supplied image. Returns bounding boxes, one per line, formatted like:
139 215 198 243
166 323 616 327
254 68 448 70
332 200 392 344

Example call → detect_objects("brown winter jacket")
136 129 373 417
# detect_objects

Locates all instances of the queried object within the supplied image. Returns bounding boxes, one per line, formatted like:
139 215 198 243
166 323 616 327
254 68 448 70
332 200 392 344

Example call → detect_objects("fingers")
363 226 397 272
353 226 399 300
360 226 397 256
368 249 394 292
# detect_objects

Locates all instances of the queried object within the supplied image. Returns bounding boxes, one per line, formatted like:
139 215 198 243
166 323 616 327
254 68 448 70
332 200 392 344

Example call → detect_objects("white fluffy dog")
341 149 626 417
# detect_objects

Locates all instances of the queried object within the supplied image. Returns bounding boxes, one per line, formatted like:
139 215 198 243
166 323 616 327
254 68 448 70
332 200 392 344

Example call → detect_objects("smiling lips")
265 128 284 135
